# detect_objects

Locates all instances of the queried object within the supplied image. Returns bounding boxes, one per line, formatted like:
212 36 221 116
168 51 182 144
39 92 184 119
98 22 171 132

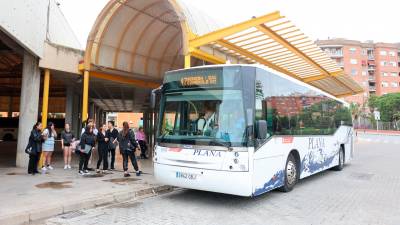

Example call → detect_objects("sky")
57 0 400 49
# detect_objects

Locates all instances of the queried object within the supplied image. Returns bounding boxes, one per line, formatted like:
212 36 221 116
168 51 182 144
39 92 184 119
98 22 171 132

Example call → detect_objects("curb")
0 185 174 225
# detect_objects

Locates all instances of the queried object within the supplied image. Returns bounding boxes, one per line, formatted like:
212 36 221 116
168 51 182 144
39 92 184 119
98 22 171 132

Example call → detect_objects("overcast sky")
57 0 400 49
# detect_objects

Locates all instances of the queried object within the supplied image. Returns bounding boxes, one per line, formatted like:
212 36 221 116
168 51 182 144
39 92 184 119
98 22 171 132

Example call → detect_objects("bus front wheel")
333 146 345 171
279 154 298 192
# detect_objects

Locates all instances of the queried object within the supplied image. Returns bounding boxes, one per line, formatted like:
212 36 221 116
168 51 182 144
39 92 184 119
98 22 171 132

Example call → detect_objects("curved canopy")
85 0 363 97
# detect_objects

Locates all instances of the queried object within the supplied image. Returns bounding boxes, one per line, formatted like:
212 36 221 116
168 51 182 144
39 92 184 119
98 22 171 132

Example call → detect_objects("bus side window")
255 68 270 149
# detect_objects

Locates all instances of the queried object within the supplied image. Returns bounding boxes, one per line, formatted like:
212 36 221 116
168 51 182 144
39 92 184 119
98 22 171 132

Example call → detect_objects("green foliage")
369 93 400 122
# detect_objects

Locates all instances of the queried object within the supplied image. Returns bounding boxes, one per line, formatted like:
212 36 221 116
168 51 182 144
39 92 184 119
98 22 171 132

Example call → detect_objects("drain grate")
349 172 374 181
60 210 86 219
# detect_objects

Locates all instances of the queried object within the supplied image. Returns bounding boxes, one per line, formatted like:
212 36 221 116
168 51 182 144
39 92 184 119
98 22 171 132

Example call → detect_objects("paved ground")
0 144 172 225
41 134 400 225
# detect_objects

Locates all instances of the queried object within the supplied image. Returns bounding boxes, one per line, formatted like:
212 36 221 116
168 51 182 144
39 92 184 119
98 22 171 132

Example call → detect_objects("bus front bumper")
154 163 253 197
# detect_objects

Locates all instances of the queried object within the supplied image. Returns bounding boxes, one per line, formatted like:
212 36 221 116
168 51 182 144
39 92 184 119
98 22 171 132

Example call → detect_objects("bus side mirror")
151 86 162 109
255 120 267 139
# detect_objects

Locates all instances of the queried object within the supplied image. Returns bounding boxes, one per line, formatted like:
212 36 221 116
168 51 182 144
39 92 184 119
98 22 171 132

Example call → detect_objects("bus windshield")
158 89 247 147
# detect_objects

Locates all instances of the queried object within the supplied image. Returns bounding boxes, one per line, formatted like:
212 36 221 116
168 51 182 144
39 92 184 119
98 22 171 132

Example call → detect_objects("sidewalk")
355 129 400 136
0 157 172 225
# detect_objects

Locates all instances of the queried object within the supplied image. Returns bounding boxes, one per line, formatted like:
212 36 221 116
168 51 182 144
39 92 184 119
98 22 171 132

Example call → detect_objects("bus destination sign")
180 75 218 87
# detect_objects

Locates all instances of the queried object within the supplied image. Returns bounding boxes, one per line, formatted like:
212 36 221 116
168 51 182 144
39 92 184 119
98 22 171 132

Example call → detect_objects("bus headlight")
234 152 239 157
233 158 239 164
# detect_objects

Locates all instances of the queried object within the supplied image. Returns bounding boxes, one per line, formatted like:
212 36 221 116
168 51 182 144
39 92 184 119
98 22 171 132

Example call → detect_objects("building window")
362 81 368 86
391 82 398 88
381 82 389 87
362 71 367 76
351 69 358 76
380 50 387 56
350 59 357 65
380 61 387 66
362 48 367 55
382 72 388 77
391 72 397 77
389 51 396 57
390 61 397 67
349 47 356 54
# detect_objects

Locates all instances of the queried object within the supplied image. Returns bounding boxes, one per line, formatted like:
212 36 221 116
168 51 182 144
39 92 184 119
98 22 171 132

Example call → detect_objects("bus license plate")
176 171 197 180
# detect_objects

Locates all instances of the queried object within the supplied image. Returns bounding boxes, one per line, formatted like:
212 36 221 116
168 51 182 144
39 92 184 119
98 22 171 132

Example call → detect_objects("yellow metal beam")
190 48 226 64
94 0 126 65
303 71 343 82
217 39 303 81
84 71 160 89
82 71 89 122
255 24 356 94
189 11 282 48
184 54 191 68
41 69 50 129
39 68 50 169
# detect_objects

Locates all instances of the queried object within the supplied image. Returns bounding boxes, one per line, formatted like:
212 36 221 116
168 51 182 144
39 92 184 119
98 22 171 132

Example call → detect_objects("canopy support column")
82 71 90 122
41 69 50 128
184 54 191 68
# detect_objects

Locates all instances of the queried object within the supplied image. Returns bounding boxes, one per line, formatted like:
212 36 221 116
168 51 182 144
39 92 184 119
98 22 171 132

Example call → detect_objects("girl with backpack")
79 125 96 175
117 121 142 177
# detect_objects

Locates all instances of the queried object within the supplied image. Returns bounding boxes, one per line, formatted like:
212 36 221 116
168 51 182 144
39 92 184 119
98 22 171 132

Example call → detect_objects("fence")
353 118 400 131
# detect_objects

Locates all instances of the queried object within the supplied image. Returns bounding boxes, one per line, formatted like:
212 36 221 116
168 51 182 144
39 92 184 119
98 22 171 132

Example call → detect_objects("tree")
371 93 400 122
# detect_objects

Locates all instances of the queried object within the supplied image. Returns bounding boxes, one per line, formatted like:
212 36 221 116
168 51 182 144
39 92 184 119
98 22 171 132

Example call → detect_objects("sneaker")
79 170 84 175
96 169 100 173
124 172 130 177
41 166 47 171
67 165 72 169
47 165 54 170
136 171 142 176
64 165 68 170
84 170 89 174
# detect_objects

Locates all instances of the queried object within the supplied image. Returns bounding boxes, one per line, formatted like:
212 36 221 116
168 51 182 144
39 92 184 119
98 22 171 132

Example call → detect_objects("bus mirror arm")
151 86 163 109
255 120 267 140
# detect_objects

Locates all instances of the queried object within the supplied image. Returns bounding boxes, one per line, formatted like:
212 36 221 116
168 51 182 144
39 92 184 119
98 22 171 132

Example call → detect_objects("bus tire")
279 154 298 192
333 146 345 171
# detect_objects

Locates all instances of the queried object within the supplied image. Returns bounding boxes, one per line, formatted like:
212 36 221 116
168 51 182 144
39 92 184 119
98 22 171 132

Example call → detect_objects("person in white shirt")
197 103 217 136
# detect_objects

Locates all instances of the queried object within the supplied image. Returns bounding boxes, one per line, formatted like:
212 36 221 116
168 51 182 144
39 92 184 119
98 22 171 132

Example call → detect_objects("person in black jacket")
96 124 109 173
28 122 43 175
79 125 96 175
106 121 118 170
117 121 141 177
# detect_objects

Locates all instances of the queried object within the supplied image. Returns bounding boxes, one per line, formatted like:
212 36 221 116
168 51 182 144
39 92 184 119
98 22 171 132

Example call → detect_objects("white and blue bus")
153 65 354 197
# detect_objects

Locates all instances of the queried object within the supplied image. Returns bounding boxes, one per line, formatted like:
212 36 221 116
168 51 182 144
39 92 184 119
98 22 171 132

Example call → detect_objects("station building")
0 0 363 168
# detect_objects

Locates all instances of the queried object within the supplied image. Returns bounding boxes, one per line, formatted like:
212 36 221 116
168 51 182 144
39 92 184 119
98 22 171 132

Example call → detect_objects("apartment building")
316 39 400 105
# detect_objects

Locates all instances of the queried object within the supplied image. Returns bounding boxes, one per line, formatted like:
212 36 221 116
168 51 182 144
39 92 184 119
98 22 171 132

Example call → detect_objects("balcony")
368 66 375 71
369 86 376 91
368 76 376 82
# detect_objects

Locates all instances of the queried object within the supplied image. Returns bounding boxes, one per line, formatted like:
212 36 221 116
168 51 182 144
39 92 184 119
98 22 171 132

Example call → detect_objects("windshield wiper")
209 139 233 151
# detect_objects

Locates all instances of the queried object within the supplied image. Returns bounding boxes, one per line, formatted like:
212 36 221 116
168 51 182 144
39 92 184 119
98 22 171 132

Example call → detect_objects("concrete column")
65 86 74 125
16 51 41 168
72 92 81 137
7 96 13 117
88 102 94 120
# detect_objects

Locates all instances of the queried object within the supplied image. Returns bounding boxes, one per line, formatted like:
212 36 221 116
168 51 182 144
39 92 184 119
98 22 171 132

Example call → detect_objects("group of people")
26 118 148 178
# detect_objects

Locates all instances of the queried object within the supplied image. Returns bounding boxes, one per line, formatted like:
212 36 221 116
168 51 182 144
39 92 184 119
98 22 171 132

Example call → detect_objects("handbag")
108 137 116 149
25 143 33 155
83 144 92 154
